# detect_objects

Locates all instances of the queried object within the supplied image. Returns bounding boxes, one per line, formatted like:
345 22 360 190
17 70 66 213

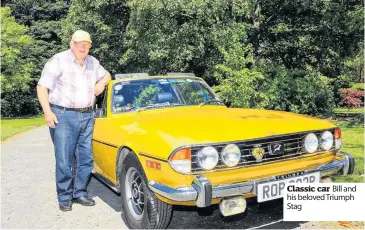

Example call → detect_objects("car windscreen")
111 78 219 113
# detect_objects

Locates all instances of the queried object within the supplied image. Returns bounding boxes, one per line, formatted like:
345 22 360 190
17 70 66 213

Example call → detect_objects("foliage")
251 0 364 79
255 64 335 116
344 43 364 83
213 41 268 108
175 82 205 105
122 0 255 80
63 0 129 74
1 1 69 117
3 0 69 77
339 89 364 109
0 7 38 117
132 85 161 107
351 83 364 90
1 0 364 118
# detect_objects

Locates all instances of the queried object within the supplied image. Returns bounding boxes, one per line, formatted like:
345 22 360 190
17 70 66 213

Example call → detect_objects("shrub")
1 82 41 117
255 64 335 116
339 89 364 109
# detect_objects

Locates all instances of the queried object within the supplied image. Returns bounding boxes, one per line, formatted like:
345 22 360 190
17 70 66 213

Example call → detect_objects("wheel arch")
116 146 139 193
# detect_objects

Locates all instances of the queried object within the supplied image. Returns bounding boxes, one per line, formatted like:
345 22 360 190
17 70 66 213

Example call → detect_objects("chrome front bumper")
149 152 355 207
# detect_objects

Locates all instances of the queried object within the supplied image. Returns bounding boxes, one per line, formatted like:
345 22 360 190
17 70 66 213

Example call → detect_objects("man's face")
71 41 91 60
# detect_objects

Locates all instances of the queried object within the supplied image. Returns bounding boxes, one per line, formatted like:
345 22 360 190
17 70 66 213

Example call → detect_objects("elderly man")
37 30 111 211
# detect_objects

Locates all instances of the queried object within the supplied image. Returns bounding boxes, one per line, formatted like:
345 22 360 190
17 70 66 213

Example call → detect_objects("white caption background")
284 183 365 221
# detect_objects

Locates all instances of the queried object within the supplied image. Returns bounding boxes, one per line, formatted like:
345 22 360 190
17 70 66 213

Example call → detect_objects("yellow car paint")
92 76 338 206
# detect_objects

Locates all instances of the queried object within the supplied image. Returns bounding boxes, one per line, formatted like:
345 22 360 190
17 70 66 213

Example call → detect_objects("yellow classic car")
92 73 355 229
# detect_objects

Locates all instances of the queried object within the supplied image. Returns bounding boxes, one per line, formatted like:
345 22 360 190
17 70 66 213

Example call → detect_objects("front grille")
191 129 336 172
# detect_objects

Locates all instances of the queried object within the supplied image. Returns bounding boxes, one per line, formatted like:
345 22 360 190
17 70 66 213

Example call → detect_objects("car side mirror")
95 108 103 117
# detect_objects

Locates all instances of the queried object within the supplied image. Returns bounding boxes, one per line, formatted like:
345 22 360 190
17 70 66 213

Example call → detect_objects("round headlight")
197 146 219 170
320 131 334 150
221 144 241 167
304 133 318 153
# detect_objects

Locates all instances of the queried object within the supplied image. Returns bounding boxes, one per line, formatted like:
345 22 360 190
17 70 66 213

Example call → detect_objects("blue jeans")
49 106 94 202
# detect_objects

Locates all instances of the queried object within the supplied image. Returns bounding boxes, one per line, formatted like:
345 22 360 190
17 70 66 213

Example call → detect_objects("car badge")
252 147 265 161
268 142 285 155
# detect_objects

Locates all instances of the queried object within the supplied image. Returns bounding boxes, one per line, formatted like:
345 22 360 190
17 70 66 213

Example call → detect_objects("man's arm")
37 85 58 128
95 71 111 96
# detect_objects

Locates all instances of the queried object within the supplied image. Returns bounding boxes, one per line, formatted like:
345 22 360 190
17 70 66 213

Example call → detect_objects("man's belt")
50 104 92 113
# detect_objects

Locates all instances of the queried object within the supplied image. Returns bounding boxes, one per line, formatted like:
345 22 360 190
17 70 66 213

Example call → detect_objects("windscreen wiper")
199 99 225 107
136 103 183 113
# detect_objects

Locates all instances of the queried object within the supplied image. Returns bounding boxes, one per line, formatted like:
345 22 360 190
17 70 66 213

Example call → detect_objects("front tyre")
120 153 172 229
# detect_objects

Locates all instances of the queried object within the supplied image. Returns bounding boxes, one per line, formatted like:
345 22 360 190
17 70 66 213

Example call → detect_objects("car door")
92 88 108 174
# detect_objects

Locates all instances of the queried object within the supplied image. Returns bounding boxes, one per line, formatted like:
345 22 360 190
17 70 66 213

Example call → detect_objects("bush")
256 64 335 116
339 89 364 109
1 84 41 117
212 42 270 109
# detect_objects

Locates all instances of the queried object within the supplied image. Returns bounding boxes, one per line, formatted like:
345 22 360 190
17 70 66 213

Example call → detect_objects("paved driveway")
1 126 362 229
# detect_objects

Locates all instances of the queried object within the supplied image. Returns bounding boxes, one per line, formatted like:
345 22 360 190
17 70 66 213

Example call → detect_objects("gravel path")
1 126 363 229
1 126 126 229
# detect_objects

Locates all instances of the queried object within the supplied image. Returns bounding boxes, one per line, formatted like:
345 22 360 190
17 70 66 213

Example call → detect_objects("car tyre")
120 153 172 229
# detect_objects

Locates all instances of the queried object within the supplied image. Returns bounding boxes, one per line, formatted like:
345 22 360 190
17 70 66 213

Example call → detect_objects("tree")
1 7 36 116
3 0 70 77
212 27 268 108
63 0 130 74
249 0 364 79
122 0 256 82
1 0 69 116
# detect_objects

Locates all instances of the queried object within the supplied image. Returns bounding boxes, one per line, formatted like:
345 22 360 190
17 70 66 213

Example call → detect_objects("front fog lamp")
221 144 241 167
320 131 334 150
304 133 318 153
197 146 219 170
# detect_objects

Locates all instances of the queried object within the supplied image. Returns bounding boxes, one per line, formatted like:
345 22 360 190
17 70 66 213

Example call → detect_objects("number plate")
257 172 320 202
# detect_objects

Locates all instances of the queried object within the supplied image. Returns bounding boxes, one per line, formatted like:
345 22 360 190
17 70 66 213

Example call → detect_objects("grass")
333 107 364 114
351 82 364 90
332 120 364 183
1 117 45 141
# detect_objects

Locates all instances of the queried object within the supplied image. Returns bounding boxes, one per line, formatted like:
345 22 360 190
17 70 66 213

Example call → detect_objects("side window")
94 88 107 117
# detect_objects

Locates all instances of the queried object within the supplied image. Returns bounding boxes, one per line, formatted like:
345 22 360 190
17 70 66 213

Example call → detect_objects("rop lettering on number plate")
262 175 316 200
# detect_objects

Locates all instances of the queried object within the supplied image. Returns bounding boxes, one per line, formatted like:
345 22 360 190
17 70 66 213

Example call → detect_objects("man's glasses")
73 41 92 49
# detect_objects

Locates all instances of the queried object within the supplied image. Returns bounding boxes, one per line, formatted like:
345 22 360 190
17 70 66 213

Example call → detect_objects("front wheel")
120 153 172 229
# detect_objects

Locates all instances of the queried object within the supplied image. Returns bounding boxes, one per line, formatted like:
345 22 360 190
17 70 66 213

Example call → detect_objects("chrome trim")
192 176 212 207
170 128 336 151
212 182 254 198
149 151 354 207
340 152 355 175
149 181 197 201
169 128 337 175
188 151 335 175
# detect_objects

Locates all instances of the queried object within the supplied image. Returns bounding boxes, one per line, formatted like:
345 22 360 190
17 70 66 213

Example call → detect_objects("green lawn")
1 117 45 141
333 107 364 114
351 82 364 90
332 120 364 183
